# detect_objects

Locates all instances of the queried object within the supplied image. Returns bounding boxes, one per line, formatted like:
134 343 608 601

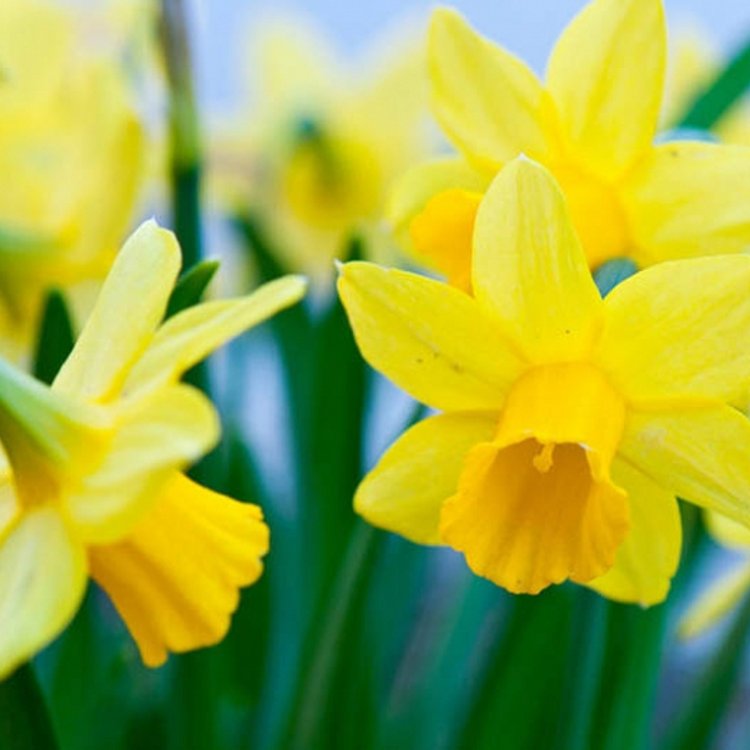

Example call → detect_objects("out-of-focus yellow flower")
0 221 307 676
0 0 149 355
339 157 750 604
210 15 432 280
662 27 750 144
393 0 750 288
680 512 750 638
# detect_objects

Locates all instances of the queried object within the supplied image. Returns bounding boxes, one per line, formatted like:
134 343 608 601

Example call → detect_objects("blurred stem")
678 35 750 130
0 665 60 750
232 212 313 474
593 602 668 750
554 590 609 750
456 589 574 750
278 522 381 750
159 0 203 270
664 590 750 750
305 268 368 599
32 290 75 385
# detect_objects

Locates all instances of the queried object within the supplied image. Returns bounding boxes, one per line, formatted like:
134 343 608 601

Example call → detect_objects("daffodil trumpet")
0 220 307 678
340 157 750 604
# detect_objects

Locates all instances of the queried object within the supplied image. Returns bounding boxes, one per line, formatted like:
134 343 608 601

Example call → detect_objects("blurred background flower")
0 0 158 360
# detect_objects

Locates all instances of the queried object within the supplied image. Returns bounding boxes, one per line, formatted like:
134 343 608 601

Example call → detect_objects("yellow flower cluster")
2 0 749 682
339 0 750 613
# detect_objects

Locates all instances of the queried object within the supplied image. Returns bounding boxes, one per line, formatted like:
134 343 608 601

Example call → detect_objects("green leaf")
0 665 60 750
455 588 575 750
165 259 220 319
591 602 668 750
553 590 609 750
305 281 368 598
32 290 75 386
277 522 382 750
678 36 750 130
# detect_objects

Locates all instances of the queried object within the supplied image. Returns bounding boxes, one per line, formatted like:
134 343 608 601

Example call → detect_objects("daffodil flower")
391 0 750 288
0 220 307 677
339 157 750 604
679 512 750 639
210 15 431 280
0 0 146 354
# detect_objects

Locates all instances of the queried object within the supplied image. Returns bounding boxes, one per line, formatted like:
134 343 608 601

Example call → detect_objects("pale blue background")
192 0 750 110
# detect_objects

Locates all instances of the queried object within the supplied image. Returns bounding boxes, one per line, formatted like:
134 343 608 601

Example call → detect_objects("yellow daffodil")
662 27 750 144
210 14 431 280
0 0 147 355
679 512 750 638
391 0 750 289
0 220 307 676
339 157 750 604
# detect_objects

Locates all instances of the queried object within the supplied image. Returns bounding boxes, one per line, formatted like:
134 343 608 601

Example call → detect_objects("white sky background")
191 0 750 112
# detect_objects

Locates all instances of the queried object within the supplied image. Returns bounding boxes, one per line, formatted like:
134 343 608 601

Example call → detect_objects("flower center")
282 117 381 230
440 363 630 594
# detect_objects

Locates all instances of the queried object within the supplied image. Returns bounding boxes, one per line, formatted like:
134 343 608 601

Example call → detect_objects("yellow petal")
409 188 481 289
586 459 680 605
337 261 525 411
387 157 487 236
545 0 665 177
620 405 750 528
355 411 497 544
706 510 750 550
440 439 629 595
428 8 550 170
622 143 750 267
249 15 340 111
0 507 87 679
125 275 307 393
0 0 73 109
54 220 181 402
347 26 429 172
66 385 219 544
473 158 603 362
596 255 750 405
679 561 750 639
89 474 269 667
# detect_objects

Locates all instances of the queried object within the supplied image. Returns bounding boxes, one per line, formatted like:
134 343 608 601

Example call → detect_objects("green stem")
278 522 381 750
554 589 609 750
32 290 75 385
456 588 575 750
0 664 60 750
678 36 750 130
592 602 668 750
159 0 203 270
